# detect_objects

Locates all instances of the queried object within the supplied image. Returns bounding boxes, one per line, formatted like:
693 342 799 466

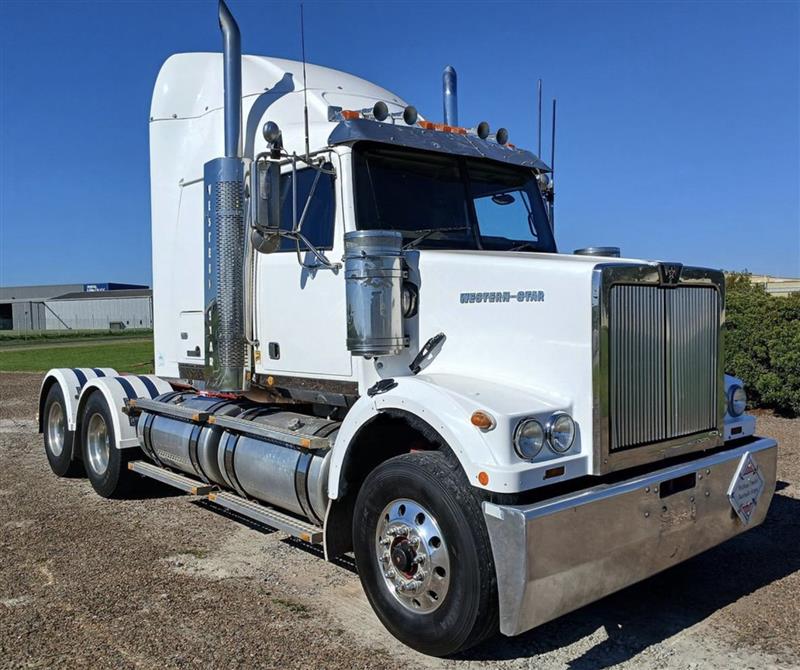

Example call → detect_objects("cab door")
253 152 352 379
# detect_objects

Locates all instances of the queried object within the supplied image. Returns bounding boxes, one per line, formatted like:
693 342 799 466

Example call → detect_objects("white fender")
38 368 118 432
76 374 173 449
328 373 588 497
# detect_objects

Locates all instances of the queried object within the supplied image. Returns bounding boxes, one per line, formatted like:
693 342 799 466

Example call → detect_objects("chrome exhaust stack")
443 65 458 126
204 0 247 392
218 0 242 158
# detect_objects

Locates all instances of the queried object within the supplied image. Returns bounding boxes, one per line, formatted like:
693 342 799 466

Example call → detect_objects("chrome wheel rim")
375 498 451 613
86 413 110 475
47 402 65 457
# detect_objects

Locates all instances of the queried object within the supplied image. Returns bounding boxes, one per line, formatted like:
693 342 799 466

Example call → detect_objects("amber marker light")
341 109 360 120
478 471 489 486
470 411 496 431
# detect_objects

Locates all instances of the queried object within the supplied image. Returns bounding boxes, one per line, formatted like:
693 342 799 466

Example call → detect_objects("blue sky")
1 0 798 286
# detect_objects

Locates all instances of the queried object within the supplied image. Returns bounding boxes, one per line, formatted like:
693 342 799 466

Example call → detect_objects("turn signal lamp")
341 109 360 120
470 411 496 431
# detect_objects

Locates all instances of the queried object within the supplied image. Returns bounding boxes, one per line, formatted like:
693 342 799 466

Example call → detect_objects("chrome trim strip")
591 263 726 474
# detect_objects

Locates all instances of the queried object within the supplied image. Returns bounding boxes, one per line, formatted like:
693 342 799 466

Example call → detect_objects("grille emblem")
658 262 683 285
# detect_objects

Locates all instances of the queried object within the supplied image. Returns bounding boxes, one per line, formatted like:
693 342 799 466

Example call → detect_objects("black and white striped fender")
75 374 173 450
38 367 118 433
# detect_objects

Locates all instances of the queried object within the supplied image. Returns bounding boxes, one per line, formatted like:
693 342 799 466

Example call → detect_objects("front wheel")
80 392 134 498
352 452 498 657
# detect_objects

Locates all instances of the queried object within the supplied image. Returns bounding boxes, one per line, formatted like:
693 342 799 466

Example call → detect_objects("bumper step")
208 491 323 544
128 460 215 495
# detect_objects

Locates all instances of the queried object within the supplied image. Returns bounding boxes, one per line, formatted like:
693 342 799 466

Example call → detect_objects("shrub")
725 273 800 416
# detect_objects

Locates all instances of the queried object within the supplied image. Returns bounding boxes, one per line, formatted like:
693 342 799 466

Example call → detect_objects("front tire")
80 392 134 498
42 384 82 477
352 451 498 657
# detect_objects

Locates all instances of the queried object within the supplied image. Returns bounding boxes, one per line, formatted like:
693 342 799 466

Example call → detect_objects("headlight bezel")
728 384 747 417
513 418 545 461
545 412 576 453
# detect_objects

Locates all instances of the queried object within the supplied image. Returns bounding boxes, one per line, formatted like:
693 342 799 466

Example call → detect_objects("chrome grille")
609 285 720 451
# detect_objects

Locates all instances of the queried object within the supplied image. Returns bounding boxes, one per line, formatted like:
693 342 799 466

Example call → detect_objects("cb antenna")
550 97 557 228
537 79 542 157
300 3 310 159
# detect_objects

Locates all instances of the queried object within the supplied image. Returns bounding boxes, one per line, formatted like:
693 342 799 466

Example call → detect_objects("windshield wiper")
508 241 539 252
401 226 471 250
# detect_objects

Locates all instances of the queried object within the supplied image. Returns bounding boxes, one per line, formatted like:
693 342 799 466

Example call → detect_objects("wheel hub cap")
375 499 451 613
47 402 65 457
86 412 110 475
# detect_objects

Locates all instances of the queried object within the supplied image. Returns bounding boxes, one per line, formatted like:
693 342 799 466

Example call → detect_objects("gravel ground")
1 372 799 669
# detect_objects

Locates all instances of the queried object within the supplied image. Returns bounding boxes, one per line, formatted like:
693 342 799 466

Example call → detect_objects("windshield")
353 143 556 252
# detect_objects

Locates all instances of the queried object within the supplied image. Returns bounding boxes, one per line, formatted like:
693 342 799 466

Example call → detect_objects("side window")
277 167 335 251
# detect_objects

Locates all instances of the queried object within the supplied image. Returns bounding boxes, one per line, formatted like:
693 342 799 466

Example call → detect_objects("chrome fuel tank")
217 409 339 524
137 392 245 485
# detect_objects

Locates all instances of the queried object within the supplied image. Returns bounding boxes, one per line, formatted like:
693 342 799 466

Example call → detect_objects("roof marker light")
496 128 509 145
372 101 389 121
476 121 490 139
403 106 418 125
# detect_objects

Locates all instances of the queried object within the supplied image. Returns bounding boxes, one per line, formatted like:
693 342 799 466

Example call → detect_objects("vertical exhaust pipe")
443 65 458 126
218 0 242 158
204 0 247 392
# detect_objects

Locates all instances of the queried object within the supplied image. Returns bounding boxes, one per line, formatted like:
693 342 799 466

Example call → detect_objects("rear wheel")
42 384 82 477
352 451 498 657
80 392 134 498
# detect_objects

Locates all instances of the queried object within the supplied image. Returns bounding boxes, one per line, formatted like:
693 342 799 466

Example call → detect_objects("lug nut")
380 538 390 546
385 569 396 579
397 526 410 536
414 572 426 581
409 536 420 547
412 555 425 565
382 552 390 562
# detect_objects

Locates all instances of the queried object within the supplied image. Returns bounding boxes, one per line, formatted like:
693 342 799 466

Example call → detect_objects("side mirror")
249 157 281 253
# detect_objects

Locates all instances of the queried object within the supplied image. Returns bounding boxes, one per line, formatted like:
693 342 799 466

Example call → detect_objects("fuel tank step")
208 491 324 544
128 460 216 495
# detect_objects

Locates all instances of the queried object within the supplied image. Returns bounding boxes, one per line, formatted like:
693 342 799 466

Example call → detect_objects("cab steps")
128 460 215 495
127 460 323 544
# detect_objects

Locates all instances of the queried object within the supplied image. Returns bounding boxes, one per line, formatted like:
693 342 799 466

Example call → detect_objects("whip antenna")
300 3 310 159
537 79 542 157
550 97 557 228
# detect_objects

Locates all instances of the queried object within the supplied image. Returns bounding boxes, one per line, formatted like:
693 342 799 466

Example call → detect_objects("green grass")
0 328 152 343
0 340 154 373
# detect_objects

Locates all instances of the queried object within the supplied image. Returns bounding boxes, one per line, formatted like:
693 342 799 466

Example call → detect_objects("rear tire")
352 451 498 657
80 392 135 498
42 384 82 477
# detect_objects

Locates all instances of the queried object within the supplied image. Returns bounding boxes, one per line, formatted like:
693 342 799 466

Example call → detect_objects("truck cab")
38 1 777 658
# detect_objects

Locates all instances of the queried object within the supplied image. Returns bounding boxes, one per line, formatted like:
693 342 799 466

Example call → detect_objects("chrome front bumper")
483 438 778 637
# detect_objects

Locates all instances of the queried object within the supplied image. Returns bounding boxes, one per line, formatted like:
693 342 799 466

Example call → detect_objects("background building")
748 274 800 297
0 283 151 331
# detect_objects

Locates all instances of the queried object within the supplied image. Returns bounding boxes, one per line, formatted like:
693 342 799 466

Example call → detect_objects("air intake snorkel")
442 65 458 126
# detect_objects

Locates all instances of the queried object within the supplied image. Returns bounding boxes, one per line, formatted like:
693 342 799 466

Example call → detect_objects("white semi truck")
37 1 777 656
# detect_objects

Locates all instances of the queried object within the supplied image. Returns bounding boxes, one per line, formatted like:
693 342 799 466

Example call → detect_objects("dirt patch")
1 372 799 669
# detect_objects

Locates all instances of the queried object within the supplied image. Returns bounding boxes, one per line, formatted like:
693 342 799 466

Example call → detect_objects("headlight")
728 385 747 417
546 412 575 453
513 419 544 460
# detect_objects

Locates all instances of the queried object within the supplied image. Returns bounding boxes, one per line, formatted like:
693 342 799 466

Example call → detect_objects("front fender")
328 373 587 497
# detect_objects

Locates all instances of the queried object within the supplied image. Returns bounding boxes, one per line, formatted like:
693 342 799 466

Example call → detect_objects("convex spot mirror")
491 193 516 206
